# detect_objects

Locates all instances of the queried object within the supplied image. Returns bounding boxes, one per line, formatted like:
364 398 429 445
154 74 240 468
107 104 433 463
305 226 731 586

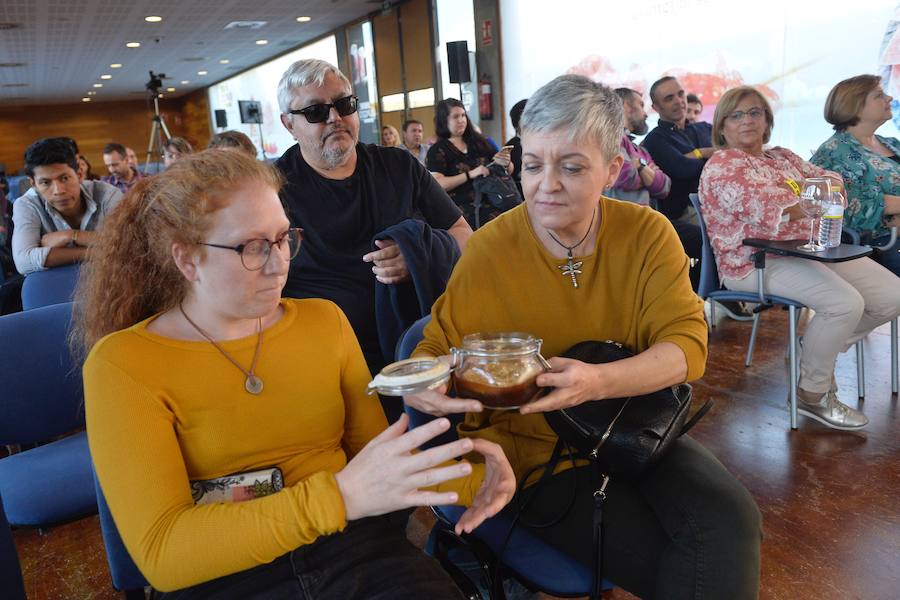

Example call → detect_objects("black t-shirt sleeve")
410 152 462 230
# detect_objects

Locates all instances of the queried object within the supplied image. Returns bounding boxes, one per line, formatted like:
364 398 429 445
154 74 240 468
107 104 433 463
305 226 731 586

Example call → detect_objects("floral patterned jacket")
811 131 900 238
698 147 841 280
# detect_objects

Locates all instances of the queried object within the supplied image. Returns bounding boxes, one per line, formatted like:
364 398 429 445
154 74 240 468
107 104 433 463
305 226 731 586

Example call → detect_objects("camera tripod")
145 93 171 173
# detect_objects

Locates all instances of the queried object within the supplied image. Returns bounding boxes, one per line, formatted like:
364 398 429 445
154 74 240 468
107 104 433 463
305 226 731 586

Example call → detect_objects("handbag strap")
590 463 610 600
680 398 713 436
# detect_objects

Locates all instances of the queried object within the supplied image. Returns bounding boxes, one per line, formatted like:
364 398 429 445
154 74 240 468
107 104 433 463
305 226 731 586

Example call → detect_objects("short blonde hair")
711 86 774 149
824 75 882 132
381 124 401 147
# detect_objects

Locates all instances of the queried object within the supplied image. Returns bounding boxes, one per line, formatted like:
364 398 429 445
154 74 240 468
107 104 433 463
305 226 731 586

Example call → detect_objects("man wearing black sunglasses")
275 59 473 393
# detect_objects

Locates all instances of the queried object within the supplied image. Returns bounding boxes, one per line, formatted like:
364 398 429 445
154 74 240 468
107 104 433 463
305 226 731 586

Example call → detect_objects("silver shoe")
797 389 868 431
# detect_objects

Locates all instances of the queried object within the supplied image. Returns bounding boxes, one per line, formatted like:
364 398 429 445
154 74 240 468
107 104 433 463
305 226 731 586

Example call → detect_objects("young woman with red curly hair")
73 149 514 598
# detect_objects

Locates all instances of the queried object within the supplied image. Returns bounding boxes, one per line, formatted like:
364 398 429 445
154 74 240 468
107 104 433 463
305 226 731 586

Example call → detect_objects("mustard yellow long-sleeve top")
414 199 708 484
85 298 484 591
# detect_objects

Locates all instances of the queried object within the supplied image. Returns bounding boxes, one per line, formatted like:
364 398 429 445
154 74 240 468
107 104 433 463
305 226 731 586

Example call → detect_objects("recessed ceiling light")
296 16 312 22
82 97 91 102
197 70 208 75
93 83 103 88
100 74 112 79
125 42 141 48
87 91 96 96
180 80 190 84
110 63 122 68
219 59 230 64
255 39 268 45
167 87 175 92
144 16 162 22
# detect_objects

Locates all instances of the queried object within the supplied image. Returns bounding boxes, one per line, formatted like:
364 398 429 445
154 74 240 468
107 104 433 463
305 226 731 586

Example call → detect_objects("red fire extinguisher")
479 73 493 121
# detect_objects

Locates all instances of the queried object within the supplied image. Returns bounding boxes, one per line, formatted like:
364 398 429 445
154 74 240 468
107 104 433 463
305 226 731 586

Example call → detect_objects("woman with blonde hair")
74 149 513 597
812 74 900 275
699 86 900 430
380 124 401 148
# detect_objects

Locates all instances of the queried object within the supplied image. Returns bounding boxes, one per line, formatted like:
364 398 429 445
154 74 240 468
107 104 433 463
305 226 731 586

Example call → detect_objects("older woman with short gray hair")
405 74 761 598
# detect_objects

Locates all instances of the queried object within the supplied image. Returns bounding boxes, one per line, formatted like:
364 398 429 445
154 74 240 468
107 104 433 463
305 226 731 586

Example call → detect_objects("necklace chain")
179 304 264 395
546 207 597 254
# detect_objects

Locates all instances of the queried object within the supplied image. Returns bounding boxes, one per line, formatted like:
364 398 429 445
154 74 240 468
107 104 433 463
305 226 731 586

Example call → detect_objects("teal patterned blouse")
811 131 900 237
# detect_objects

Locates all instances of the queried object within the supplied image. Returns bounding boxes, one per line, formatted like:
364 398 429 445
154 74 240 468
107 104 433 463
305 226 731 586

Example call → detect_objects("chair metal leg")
745 312 761 367
856 341 865 399
710 300 717 328
788 305 799 430
892 318 898 395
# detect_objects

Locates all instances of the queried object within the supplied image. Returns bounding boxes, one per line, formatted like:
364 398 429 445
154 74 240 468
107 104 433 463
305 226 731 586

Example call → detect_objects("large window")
208 35 339 159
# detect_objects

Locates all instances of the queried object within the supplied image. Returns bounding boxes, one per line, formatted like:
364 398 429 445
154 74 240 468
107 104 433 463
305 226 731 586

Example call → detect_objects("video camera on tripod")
144 70 171 172
146 71 166 94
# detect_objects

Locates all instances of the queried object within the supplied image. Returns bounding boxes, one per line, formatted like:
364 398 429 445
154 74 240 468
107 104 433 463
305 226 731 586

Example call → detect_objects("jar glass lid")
367 358 451 396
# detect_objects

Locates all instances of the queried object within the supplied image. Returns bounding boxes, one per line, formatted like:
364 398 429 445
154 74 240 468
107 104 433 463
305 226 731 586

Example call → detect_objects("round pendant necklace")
545 207 597 289
179 304 264 395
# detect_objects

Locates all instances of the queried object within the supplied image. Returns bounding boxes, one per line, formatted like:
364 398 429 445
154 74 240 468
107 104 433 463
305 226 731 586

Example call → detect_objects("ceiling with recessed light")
0 0 384 106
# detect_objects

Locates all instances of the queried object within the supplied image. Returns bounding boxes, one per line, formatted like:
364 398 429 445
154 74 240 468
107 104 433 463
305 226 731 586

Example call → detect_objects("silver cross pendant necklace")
545 207 596 289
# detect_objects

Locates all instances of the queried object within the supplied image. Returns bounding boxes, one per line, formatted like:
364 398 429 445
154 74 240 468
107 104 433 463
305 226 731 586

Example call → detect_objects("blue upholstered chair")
0 491 27 600
93 471 149 599
21 263 80 310
0 302 97 526
396 316 611 599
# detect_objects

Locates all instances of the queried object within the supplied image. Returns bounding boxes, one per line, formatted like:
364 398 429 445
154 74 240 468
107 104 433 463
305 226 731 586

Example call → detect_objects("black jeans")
670 220 702 292
518 436 761 600
156 516 466 600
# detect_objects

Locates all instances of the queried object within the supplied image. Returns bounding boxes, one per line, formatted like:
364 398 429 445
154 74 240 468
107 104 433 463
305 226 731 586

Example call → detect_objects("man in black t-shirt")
275 59 472 378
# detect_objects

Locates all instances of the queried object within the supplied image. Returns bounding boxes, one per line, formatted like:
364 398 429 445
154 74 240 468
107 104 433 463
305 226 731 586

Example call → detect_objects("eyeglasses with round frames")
199 228 303 271
726 107 765 122
288 95 359 124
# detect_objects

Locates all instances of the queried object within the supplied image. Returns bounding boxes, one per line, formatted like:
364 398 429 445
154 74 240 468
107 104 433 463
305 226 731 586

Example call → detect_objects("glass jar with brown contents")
451 332 549 410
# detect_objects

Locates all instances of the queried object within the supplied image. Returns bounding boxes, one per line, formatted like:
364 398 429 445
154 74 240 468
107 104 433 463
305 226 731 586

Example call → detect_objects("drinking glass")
796 177 829 252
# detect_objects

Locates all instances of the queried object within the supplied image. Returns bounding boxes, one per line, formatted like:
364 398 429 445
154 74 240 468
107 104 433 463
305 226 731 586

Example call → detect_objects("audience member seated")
274 59 472 384
699 86 900 430
686 93 704 124
164 137 194 168
608 88 671 206
426 98 513 229
208 131 258 157
381 124 401 148
76 154 99 181
101 142 144 193
125 146 139 168
405 75 762 599
12 138 122 275
401 119 430 164
609 87 706 292
642 76 714 225
811 74 900 275
504 98 527 197
75 148 514 597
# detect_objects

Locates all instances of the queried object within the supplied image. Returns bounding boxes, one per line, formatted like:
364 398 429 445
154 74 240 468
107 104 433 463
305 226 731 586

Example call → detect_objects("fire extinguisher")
479 73 494 121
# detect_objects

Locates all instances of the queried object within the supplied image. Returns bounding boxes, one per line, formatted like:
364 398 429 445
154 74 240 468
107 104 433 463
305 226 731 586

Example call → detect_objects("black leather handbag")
472 163 522 213
538 340 710 599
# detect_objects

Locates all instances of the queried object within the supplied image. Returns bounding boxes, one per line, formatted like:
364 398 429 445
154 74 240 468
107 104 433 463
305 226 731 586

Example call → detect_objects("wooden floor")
12 310 900 599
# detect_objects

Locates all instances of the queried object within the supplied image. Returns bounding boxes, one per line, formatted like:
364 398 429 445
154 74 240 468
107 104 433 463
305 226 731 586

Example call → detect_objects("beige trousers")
723 257 900 394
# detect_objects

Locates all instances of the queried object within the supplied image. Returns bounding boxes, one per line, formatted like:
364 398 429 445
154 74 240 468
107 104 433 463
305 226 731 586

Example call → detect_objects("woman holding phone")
427 98 514 229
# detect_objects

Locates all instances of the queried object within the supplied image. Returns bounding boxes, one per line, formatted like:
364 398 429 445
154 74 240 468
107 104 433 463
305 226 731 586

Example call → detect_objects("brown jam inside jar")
453 374 541 409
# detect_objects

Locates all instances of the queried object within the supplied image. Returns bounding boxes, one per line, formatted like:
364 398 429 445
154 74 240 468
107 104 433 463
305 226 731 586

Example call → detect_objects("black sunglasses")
288 95 359 124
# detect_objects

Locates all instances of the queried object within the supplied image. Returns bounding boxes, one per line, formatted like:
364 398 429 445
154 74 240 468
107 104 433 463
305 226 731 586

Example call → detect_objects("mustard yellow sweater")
85 299 484 591
414 199 708 484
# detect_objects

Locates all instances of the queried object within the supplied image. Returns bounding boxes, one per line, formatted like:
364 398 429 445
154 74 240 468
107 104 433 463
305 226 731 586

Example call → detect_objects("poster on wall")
500 0 900 156
347 21 380 145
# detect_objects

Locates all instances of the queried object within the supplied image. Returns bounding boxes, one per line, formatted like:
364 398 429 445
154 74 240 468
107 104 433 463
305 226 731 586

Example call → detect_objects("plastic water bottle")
817 190 846 248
